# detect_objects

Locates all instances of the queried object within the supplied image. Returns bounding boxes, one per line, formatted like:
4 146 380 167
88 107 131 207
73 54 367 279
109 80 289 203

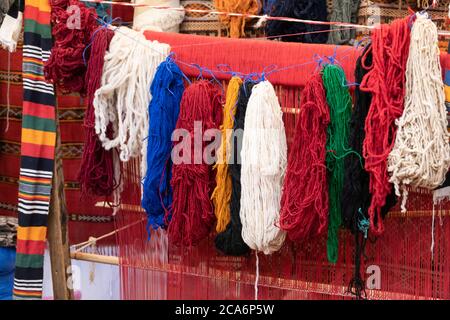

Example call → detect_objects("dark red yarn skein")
44 0 98 94
360 17 411 235
279 73 330 240
168 80 223 247
78 27 117 197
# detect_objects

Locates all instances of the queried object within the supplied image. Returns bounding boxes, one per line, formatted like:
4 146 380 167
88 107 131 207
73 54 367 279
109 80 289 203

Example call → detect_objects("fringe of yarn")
215 81 254 256
211 76 242 233
214 0 260 38
322 64 353 264
79 27 117 197
168 80 223 247
279 73 330 241
93 27 170 181
266 0 329 43
361 17 411 235
240 80 287 255
327 0 361 45
44 0 98 94
142 57 185 231
388 14 450 212
0 0 23 53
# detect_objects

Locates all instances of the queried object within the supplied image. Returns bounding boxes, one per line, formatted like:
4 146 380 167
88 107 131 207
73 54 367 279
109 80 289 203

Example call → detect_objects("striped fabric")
14 0 55 300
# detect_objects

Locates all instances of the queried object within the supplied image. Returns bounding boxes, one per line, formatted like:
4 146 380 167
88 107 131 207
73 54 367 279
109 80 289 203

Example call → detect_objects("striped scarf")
14 0 55 300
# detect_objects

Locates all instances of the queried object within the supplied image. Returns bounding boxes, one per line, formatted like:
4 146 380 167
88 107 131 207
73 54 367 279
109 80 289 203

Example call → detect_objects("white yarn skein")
93 27 170 180
240 80 287 255
133 0 185 33
388 14 450 213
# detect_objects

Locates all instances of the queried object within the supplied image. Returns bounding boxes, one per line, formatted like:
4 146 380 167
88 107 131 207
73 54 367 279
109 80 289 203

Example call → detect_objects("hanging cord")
266 0 329 44
361 17 411 236
388 13 450 212
142 56 185 233
215 81 254 256
322 64 353 264
4 51 11 132
254 250 259 300
240 80 287 255
279 72 330 240
328 0 361 45
211 76 242 233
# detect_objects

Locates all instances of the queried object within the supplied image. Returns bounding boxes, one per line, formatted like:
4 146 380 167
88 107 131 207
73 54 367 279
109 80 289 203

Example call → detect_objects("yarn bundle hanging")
266 0 329 43
94 27 170 181
79 27 117 197
211 76 242 233
142 57 185 231
215 81 254 256
0 0 23 52
322 64 353 264
240 80 287 255
361 17 411 235
279 73 330 241
44 0 98 94
133 0 185 33
168 80 223 246
388 13 450 212
214 0 260 38
328 0 361 45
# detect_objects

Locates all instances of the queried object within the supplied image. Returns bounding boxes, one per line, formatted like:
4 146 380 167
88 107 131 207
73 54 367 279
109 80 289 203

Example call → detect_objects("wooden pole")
47 117 73 300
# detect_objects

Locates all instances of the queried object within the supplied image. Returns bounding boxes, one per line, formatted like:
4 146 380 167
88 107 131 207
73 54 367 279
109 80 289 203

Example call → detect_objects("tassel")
78 27 117 197
322 64 353 264
169 80 223 246
240 80 287 255
0 0 23 53
266 0 329 44
388 14 450 212
361 17 411 235
142 57 185 232
215 81 254 256
212 76 242 233
44 0 98 94
279 73 330 240
94 27 170 182
214 0 260 38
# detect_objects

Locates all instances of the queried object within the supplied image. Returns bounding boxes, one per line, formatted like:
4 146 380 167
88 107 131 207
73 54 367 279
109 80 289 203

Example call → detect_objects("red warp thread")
168 80 223 246
78 27 117 197
279 74 330 240
44 0 98 94
360 17 411 235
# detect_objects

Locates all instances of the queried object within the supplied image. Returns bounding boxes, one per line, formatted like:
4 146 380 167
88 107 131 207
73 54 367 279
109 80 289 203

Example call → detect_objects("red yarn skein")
279 73 330 240
360 17 411 235
168 80 223 247
44 0 98 94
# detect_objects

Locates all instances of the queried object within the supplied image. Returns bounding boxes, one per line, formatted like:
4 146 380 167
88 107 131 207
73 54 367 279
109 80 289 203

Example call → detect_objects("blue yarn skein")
142 57 184 234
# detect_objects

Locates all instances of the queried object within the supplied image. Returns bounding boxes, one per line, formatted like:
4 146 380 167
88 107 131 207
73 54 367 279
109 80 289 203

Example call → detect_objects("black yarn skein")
215 81 255 256
266 0 329 44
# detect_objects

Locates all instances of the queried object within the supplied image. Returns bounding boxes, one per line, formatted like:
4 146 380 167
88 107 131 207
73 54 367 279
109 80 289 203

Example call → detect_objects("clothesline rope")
80 0 450 37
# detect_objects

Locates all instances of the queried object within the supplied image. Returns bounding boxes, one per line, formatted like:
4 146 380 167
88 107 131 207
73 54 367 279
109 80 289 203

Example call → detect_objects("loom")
79 32 449 300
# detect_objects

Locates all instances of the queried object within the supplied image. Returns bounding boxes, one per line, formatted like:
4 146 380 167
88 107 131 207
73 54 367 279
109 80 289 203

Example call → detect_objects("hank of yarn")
44 0 98 94
94 27 170 182
240 80 287 255
215 81 254 256
79 26 117 197
322 64 353 264
142 57 184 231
328 0 361 45
279 73 330 241
214 0 260 38
133 0 185 33
211 76 242 233
168 80 223 247
0 0 23 53
360 17 411 235
388 14 450 212
266 0 329 43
